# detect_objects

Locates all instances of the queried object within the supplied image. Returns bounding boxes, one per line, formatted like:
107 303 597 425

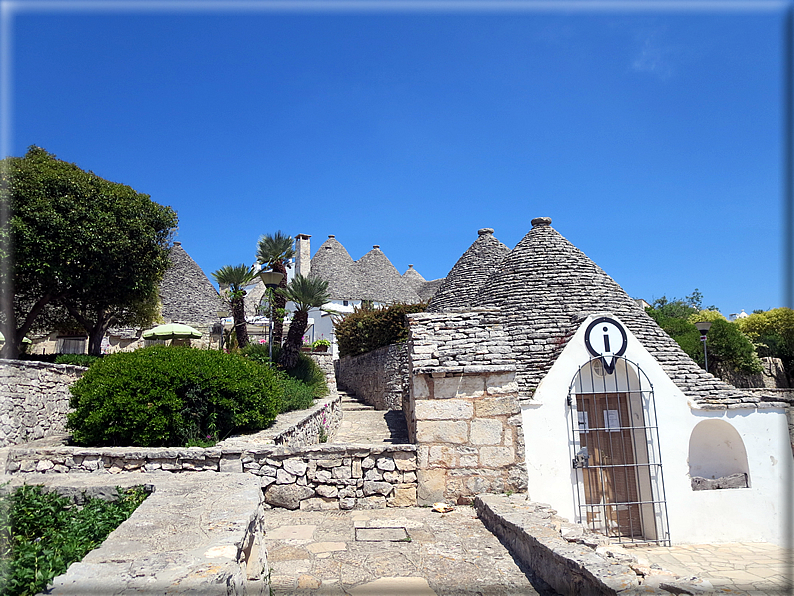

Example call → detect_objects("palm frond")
256 231 295 268
278 274 330 313
211 264 256 293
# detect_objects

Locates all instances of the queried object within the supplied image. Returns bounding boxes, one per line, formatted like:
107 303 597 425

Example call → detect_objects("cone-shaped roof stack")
402 264 426 286
473 217 762 407
309 235 362 301
159 242 225 328
427 228 510 312
357 246 421 303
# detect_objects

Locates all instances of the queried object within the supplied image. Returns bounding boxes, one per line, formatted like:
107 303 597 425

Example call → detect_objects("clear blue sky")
3 1 788 316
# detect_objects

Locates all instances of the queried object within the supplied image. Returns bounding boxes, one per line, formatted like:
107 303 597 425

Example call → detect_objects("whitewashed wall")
523 313 793 546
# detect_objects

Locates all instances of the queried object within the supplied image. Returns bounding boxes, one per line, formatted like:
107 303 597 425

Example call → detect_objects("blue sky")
3 1 788 315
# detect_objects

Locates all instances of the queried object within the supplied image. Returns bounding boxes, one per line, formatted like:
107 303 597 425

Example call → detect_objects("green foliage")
736 307 794 376
0 485 147 596
646 305 762 374
240 343 329 401
334 302 427 357
1 146 177 358
54 354 101 367
311 338 331 348
67 346 281 447
212 264 257 349
687 310 727 324
278 274 331 369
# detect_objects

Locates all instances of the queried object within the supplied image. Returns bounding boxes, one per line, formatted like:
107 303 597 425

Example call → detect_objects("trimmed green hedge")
68 346 281 447
334 302 426 357
240 343 329 400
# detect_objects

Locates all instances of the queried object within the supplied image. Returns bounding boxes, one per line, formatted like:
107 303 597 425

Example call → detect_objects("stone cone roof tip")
356 246 421 303
309 235 362 300
159 242 225 329
427 227 510 312
472 219 765 407
403 264 427 285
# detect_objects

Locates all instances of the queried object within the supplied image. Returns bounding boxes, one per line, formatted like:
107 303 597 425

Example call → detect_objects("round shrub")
240 343 328 400
67 346 281 447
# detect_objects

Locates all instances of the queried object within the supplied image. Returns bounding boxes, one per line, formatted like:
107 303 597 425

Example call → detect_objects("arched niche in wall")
688 419 750 490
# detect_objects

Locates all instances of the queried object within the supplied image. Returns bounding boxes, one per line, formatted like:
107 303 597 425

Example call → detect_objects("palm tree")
211 264 256 349
278 274 330 369
256 231 295 346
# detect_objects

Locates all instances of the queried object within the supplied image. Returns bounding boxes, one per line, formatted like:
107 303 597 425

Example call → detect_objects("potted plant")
311 338 331 352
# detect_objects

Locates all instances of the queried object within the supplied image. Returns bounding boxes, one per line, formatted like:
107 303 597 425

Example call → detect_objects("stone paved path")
263 505 547 595
330 391 409 445
630 542 793 595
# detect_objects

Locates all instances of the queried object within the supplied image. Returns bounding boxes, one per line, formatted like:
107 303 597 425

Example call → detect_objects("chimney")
295 233 311 277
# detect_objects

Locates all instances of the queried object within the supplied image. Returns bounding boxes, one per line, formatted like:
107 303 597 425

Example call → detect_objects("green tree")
212 264 256 349
0 146 177 358
646 299 762 375
736 307 794 378
255 231 295 346
277 274 330 369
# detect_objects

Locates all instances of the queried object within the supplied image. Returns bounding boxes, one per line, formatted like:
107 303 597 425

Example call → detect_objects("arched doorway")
567 356 670 545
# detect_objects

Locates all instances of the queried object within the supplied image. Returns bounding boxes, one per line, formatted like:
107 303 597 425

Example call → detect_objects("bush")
334 302 427 357
54 354 101 367
0 485 147 596
67 346 281 447
240 343 328 400
647 309 762 374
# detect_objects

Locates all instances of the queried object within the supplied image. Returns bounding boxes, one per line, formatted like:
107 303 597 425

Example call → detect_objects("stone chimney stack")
295 233 311 278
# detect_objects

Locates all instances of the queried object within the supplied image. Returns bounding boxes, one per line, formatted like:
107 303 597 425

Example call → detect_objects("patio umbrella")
142 323 202 340
0 332 32 344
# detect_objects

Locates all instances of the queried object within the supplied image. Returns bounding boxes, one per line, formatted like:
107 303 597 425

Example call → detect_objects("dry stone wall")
0 360 84 447
336 344 409 410
406 308 527 505
309 353 338 394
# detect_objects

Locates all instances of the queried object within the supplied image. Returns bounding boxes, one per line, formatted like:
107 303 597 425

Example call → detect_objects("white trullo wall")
522 313 792 546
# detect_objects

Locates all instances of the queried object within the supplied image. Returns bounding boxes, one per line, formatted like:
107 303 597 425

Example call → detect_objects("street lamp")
258 270 284 362
695 321 713 373
216 310 229 351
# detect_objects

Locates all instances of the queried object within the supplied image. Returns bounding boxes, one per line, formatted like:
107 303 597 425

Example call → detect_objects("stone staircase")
332 389 409 444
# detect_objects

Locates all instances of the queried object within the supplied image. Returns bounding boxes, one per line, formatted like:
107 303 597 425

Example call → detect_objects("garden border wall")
336 344 409 410
0 360 85 447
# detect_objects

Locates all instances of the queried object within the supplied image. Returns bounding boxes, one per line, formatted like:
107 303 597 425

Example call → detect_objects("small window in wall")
343 300 349 306
57 336 87 354
688 420 750 490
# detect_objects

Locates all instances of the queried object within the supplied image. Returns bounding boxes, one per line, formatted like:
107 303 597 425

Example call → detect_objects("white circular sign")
584 317 627 361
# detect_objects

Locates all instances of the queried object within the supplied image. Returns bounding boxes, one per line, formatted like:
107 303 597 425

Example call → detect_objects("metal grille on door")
567 356 670 545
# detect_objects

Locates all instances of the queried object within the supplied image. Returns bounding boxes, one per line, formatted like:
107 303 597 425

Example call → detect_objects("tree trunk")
232 297 249 349
271 262 288 346
279 309 307 369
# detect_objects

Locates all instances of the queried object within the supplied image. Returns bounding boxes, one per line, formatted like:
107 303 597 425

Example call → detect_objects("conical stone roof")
427 228 510 312
159 242 225 329
356 246 421 303
402 265 426 287
309 236 362 301
474 217 769 408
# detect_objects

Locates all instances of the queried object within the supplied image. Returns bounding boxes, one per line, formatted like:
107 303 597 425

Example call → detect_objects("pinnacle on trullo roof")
427 227 510 312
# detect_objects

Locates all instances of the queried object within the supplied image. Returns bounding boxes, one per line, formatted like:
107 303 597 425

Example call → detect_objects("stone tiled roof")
416 279 444 302
472 217 777 409
159 242 225 330
403 266 444 302
356 246 421 303
427 228 510 312
309 236 362 301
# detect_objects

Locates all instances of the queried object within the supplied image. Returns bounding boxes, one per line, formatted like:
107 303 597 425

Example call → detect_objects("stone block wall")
309 353 338 394
336 343 409 410
0 360 85 447
251 444 417 510
406 308 528 505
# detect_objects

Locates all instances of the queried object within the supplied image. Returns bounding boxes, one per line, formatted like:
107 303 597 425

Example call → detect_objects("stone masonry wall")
0 360 85 447
336 343 409 410
407 308 527 505
309 353 338 394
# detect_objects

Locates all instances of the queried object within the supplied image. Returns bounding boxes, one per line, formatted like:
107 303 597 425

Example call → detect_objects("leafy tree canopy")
645 291 761 375
735 307 794 376
1 146 177 357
